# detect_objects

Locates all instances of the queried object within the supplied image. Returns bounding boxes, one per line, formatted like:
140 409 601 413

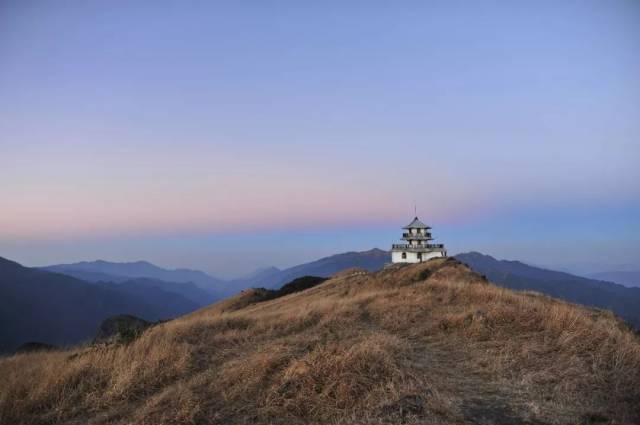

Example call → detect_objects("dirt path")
404 337 551 425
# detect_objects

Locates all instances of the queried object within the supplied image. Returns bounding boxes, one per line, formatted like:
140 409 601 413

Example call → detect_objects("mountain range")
3 248 640 352
41 248 390 294
0 257 199 352
42 260 230 297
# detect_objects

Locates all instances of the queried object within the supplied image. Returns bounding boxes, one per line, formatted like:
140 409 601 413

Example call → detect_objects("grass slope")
1 259 639 424
456 252 640 329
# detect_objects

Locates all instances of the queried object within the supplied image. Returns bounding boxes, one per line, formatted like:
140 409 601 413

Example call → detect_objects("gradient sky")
1 1 639 277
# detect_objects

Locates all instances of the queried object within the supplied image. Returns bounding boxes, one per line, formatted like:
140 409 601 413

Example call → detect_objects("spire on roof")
403 217 431 229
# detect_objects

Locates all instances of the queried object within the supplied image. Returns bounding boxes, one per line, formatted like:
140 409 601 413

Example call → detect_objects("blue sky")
1 1 638 277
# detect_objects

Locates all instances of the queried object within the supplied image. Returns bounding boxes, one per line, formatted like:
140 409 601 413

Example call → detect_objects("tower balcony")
402 232 432 240
391 243 445 252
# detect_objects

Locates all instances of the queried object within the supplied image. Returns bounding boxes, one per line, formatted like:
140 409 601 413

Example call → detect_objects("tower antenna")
414 204 417 217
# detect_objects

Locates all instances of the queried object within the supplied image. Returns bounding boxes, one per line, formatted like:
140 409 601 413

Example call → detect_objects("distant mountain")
236 248 390 289
588 271 640 288
544 261 640 276
39 267 131 283
42 260 231 297
228 266 283 289
110 278 218 306
456 252 640 328
0 257 199 352
40 267 218 305
42 251 390 295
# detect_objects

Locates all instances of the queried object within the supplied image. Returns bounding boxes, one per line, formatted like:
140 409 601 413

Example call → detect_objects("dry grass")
1 258 639 424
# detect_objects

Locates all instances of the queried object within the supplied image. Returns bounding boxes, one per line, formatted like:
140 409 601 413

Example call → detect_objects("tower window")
401 252 407 259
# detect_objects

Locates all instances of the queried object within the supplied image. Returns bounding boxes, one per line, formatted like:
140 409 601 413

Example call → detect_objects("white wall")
391 250 445 263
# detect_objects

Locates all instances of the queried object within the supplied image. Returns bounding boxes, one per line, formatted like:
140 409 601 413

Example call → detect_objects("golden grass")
1 258 639 424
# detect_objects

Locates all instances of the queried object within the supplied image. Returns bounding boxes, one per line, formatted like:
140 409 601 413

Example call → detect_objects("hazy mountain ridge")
38 268 132 283
106 278 217 307
227 266 283 289
588 270 640 288
42 260 232 297
44 248 390 292
38 266 218 306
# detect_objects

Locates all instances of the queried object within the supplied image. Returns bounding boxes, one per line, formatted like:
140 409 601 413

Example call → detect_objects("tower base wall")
391 250 446 264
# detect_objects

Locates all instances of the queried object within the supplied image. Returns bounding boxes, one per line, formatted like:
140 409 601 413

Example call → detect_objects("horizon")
2 1 639 276
5 243 637 281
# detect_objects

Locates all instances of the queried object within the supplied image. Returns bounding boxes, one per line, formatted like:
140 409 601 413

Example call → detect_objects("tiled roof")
403 217 431 229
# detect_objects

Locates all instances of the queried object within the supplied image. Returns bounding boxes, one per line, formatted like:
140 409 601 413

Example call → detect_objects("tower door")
417 252 422 262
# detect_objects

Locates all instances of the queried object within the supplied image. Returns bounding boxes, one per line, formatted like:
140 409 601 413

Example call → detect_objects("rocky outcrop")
93 314 152 345
15 342 56 353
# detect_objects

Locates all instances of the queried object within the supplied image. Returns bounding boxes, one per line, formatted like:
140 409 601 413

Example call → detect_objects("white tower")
391 217 447 263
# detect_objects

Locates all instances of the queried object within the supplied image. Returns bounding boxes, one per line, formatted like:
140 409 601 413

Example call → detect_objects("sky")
1 1 639 277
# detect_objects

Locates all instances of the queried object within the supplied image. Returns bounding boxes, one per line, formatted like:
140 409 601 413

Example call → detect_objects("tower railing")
402 232 432 239
392 243 445 250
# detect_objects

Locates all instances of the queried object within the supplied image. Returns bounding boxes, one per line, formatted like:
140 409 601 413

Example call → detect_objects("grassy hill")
1 258 639 424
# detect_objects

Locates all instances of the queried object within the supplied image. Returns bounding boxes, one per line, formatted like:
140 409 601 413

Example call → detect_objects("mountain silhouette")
0 257 198 352
42 260 231 296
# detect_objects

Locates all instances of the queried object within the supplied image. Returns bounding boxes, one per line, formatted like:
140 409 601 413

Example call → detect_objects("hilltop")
1 258 639 424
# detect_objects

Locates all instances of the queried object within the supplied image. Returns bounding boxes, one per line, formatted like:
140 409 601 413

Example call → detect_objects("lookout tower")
391 217 447 263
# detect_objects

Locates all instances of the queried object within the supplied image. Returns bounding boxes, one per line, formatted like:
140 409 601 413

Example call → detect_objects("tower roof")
403 217 431 229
